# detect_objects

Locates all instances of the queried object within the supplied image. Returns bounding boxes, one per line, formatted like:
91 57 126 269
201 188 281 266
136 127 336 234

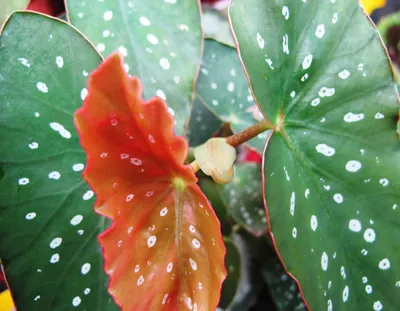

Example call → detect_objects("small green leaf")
219 239 241 309
66 0 202 136
223 164 267 236
0 12 118 311
0 0 29 25
231 0 400 310
196 39 269 153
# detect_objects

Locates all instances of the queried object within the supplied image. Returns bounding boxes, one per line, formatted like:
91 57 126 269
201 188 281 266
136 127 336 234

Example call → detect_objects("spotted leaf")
75 53 226 311
223 164 267 237
0 12 118 310
196 39 268 153
66 0 202 136
230 0 400 310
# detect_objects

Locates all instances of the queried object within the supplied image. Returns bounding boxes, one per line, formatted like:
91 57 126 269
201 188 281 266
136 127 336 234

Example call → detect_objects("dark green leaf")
66 0 202 136
262 240 306 311
198 178 232 236
223 164 267 236
227 231 266 311
187 97 223 146
196 39 269 153
219 238 241 309
231 0 400 310
0 12 118 311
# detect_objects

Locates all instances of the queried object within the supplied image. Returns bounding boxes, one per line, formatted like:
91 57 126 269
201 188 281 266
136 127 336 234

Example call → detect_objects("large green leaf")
196 39 268 153
223 164 267 236
0 12 118 311
0 0 29 25
66 0 202 136
231 0 400 310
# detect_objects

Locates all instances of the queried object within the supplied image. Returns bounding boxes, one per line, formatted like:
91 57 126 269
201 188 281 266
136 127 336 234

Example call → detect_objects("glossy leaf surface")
0 12 118 311
196 39 267 153
67 0 202 136
231 0 400 310
75 53 226 311
223 164 267 236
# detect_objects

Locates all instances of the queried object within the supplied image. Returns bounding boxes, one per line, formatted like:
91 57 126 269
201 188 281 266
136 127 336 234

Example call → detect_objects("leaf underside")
66 0 202 136
75 53 226 311
0 12 118 311
231 0 400 310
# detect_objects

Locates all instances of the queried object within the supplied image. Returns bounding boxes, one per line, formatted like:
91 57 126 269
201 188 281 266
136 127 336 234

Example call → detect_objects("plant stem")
225 120 272 147
188 120 272 173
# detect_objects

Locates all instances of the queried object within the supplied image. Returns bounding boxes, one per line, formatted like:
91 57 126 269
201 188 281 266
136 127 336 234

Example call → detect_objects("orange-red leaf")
74 53 226 311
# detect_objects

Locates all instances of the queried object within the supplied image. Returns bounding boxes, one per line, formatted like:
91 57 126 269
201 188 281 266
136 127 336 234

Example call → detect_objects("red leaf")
26 0 65 17
75 53 226 311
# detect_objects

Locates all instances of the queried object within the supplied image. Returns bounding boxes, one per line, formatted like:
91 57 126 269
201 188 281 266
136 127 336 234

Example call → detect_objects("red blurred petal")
237 146 262 164
26 0 65 16
75 53 226 311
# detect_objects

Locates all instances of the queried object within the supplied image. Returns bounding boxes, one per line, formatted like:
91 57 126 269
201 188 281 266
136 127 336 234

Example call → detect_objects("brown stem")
225 120 272 147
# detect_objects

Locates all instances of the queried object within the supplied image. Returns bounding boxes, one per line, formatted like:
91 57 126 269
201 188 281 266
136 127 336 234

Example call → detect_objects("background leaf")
262 241 306 311
187 99 223 146
0 0 29 25
195 39 268 153
219 239 241 309
223 164 267 236
66 0 202 136
0 12 118 310
231 0 400 310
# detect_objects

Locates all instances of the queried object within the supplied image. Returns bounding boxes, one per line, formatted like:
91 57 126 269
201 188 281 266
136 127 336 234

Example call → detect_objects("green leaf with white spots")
219 239 241 309
0 0 29 25
66 0 202 136
187 97 223 147
196 39 268 153
230 0 400 310
223 164 267 236
0 12 118 311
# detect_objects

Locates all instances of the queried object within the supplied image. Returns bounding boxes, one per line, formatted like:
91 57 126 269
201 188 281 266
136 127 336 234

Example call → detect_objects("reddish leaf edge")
74 53 227 311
